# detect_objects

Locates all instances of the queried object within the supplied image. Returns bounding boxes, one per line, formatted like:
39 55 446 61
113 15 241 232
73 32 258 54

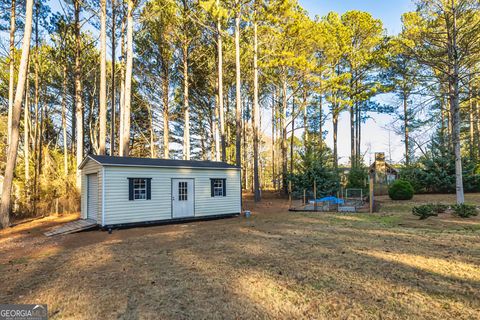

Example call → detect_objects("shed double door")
172 179 194 218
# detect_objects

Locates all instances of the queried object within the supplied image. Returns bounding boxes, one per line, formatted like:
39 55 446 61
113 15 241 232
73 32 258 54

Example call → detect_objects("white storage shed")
79 155 242 228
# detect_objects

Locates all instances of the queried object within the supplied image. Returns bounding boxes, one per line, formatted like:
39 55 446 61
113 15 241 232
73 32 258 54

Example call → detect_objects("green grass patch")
357 214 402 227
462 224 480 232
0 257 29 271
9 257 29 265
326 214 402 228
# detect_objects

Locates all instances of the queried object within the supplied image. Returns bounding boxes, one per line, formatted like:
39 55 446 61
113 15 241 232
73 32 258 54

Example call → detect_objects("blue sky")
284 0 417 164
299 0 415 35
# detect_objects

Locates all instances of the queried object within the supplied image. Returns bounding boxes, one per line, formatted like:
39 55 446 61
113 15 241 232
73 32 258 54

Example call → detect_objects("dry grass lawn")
1 193 479 319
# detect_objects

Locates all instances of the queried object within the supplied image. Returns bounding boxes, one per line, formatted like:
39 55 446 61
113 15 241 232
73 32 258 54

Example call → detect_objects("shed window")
128 178 152 200
210 179 226 197
134 179 147 200
178 181 188 201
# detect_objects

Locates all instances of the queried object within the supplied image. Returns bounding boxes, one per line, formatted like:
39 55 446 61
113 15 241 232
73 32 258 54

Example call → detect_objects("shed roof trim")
80 155 240 170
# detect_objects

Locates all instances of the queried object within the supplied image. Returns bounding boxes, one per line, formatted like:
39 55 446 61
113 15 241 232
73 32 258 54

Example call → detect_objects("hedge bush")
412 205 438 220
431 203 449 213
452 204 478 218
388 180 414 200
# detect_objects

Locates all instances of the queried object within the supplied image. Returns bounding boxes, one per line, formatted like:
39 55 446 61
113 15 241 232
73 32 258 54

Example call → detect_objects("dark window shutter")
146 178 152 200
128 178 134 200
223 179 226 197
210 179 214 197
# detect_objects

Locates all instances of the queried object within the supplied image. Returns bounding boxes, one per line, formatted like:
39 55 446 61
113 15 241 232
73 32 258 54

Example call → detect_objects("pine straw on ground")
1 193 479 319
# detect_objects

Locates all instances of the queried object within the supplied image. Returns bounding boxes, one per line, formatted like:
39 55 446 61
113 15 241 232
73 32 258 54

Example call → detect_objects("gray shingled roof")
82 155 240 170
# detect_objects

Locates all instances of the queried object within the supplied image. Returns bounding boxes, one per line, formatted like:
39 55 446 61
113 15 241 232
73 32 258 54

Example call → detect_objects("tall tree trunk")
74 0 84 188
99 0 107 155
271 91 276 190
122 0 134 157
119 17 126 156
468 80 474 159
242 98 248 189
404 93 409 165
252 4 260 202
162 67 170 158
290 98 295 174
451 80 464 203
226 87 231 161
476 100 480 159
217 0 226 162
0 0 34 228
110 0 116 156
332 65 339 169
32 2 40 211
37 91 45 191
447 92 453 147
350 104 355 166
62 64 68 176
318 94 322 153
356 102 361 165
7 0 16 146
281 77 288 194
470 103 474 159
199 112 206 160
234 3 242 167
24 70 30 185
182 43 190 160
440 96 446 151
450 0 464 204
333 111 338 170
149 105 156 157
214 94 220 161
302 89 308 149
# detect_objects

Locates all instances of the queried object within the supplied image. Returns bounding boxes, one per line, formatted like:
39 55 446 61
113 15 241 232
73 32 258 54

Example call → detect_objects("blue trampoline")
309 196 344 205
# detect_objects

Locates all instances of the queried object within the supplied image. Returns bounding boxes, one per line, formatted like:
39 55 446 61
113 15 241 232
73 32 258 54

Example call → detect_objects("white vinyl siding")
103 166 241 226
80 160 102 222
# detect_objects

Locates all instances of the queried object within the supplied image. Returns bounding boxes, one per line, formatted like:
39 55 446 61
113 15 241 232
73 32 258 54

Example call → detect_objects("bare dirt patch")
1 193 479 319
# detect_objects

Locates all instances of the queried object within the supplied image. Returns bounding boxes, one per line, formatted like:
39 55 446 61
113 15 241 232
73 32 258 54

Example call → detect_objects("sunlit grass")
360 250 480 282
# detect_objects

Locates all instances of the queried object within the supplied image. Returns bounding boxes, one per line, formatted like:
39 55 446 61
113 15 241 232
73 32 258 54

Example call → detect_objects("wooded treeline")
1 0 480 227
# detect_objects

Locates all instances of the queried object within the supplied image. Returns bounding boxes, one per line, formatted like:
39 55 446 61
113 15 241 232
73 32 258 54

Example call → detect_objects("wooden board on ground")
338 206 356 212
44 219 97 237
